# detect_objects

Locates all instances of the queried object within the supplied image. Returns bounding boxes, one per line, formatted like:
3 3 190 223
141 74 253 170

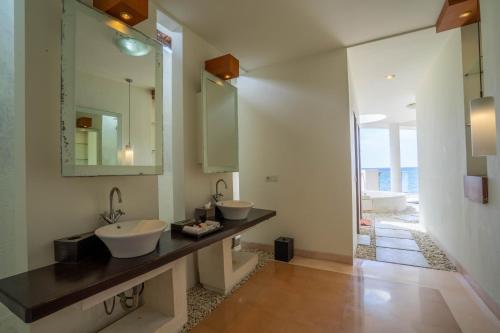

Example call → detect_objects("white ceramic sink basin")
95 219 167 258
216 200 254 220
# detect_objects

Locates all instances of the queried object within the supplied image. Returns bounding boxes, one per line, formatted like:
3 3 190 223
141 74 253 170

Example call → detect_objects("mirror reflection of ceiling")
75 9 156 88
348 28 453 126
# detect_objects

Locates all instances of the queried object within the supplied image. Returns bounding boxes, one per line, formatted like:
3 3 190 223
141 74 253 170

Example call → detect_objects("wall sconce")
93 0 148 26
466 17 497 158
470 96 497 156
205 54 240 80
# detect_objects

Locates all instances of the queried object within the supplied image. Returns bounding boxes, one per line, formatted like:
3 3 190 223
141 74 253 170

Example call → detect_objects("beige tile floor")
291 257 500 333
192 261 462 332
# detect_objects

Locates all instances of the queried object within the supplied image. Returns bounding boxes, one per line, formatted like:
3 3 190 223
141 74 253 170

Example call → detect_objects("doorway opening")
349 28 456 271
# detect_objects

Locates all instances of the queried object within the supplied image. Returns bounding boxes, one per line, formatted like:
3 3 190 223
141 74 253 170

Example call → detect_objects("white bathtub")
362 191 407 213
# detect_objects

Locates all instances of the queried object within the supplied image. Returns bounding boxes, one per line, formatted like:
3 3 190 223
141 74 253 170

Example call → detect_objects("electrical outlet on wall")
265 176 279 182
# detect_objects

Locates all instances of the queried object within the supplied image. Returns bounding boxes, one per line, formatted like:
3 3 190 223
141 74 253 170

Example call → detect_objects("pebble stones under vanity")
181 250 273 332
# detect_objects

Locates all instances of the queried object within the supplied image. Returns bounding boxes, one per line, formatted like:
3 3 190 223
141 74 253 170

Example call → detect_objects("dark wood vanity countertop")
0 208 276 323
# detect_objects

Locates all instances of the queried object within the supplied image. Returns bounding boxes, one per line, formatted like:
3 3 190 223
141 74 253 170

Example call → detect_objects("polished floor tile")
376 247 430 268
358 234 370 246
376 236 420 251
375 228 413 239
289 257 500 333
191 261 460 333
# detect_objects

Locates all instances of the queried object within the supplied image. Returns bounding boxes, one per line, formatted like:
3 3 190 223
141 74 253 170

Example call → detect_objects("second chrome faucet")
101 187 126 224
212 179 227 202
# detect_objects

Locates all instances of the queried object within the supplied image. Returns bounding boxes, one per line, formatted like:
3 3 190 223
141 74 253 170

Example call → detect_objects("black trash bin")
274 237 294 262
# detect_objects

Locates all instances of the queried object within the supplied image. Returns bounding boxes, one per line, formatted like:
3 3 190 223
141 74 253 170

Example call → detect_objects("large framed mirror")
201 71 239 173
61 0 163 176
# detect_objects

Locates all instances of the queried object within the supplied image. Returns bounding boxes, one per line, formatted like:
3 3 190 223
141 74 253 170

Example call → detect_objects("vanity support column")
28 258 188 333
198 238 257 295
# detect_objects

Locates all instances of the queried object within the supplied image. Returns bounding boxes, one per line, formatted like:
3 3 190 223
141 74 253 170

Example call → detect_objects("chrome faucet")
101 187 125 224
213 179 227 202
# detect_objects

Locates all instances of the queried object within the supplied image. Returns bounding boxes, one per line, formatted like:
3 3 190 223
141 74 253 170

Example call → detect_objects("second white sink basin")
95 219 167 258
216 200 254 220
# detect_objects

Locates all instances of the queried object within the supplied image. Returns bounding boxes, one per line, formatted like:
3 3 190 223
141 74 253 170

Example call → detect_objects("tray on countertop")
171 219 223 239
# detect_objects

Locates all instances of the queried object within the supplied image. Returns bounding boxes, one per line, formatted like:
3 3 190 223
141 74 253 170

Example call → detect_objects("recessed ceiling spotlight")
406 102 417 110
459 11 472 19
385 74 396 80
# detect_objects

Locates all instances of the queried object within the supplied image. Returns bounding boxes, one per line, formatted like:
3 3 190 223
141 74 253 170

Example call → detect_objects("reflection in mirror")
61 0 163 176
75 107 122 166
201 71 239 173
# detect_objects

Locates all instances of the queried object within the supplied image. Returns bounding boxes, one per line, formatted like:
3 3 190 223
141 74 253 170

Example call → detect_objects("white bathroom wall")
238 49 354 261
158 47 175 225
13 0 164 330
25 0 159 272
156 5 235 225
417 30 467 281
0 0 237 330
157 11 185 228
177 27 234 287
417 0 500 311
348 67 361 253
26 0 233 283
181 28 234 217
0 0 28 331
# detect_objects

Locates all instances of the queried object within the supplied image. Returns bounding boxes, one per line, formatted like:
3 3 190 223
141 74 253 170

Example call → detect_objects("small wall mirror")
201 71 239 173
61 0 163 176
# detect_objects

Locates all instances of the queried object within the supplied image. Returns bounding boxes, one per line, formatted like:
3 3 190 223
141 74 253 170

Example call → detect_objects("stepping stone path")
375 228 412 239
376 236 419 251
373 221 430 268
376 247 430 268
357 234 370 246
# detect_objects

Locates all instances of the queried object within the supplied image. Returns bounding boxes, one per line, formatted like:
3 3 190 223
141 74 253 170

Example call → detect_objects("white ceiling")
155 0 444 70
348 28 453 126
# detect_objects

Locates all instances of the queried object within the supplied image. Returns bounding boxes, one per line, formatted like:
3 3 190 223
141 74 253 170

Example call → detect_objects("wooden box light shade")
436 0 479 33
93 0 148 26
77 117 92 129
205 54 239 80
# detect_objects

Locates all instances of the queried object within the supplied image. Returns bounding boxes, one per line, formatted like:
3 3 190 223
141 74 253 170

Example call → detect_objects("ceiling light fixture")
385 74 396 80
114 35 152 57
120 78 134 166
459 11 472 19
